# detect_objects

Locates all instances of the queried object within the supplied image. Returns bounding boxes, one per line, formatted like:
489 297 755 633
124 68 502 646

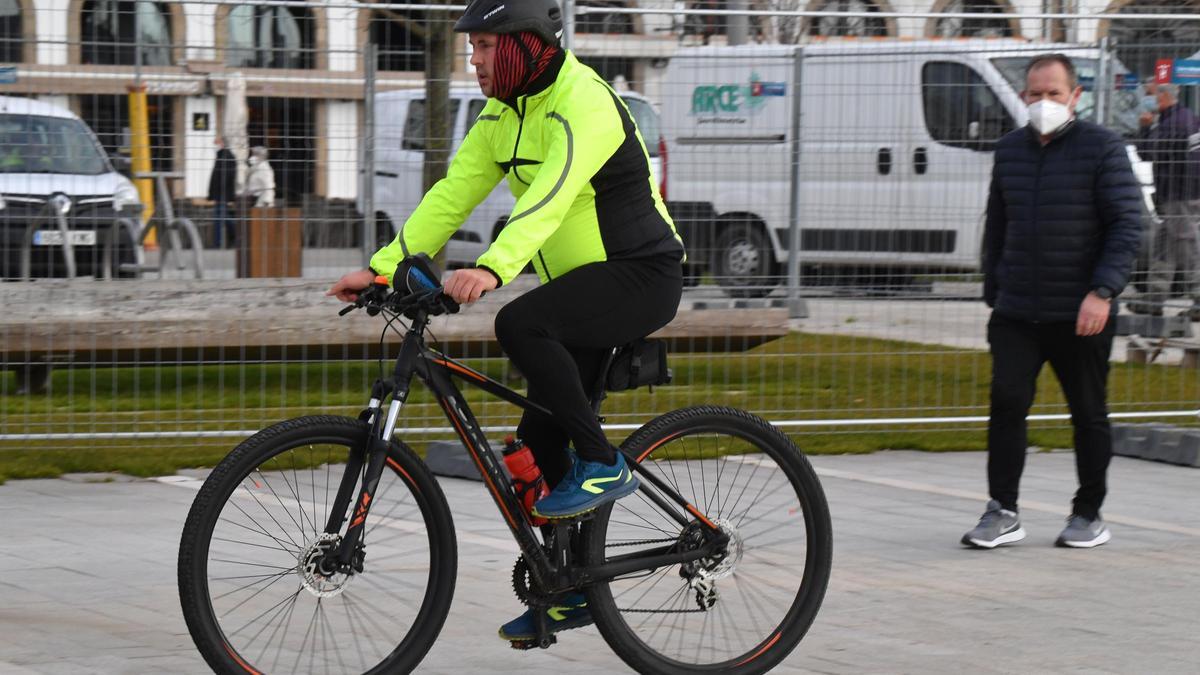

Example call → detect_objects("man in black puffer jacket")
962 54 1141 551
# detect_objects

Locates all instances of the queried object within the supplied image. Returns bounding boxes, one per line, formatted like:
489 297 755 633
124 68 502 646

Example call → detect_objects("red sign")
1155 59 1174 84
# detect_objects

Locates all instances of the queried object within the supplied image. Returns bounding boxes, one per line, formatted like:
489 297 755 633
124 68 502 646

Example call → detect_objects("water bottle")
502 435 548 526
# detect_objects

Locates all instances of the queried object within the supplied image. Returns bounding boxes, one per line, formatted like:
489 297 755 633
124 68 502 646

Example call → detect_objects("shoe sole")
961 527 1027 549
531 477 640 520
1055 528 1111 548
497 615 595 642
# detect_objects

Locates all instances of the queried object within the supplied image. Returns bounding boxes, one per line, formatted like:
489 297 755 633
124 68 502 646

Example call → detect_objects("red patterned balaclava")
491 31 559 101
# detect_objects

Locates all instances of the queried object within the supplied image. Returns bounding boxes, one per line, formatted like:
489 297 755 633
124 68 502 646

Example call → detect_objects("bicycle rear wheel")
582 406 832 675
178 415 457 674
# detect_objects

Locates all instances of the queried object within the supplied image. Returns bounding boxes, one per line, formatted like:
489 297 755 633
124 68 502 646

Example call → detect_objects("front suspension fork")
322 378 406 571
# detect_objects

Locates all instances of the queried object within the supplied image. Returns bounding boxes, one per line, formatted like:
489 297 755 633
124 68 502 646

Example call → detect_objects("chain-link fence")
1 1 1198 477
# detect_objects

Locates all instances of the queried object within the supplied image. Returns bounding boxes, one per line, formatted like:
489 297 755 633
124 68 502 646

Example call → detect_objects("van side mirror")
968 121 981 140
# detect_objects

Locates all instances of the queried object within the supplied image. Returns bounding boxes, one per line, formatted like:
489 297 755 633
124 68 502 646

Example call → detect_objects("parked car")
0 95 143 279
660 40 1149 296
365 87 667 270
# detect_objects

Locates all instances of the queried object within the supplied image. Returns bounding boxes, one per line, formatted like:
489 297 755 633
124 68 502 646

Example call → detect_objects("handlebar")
338 279 460 320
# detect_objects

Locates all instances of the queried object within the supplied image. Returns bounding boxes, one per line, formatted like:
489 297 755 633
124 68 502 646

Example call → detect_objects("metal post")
727 0 749 46
786 47 808 320
562 0 575 51
362 43 377 268
1097 36 1111 128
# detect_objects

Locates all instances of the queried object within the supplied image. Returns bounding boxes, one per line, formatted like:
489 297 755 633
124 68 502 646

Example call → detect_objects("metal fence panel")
0 1 1198 479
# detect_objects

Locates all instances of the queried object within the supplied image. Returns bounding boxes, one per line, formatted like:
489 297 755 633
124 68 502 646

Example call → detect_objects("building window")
577 1 635 35
1109 0 1200 80
81 1 173 66
0 0 21 63
808 0 887 38
932 0 1013 38
226 6 315 70
369 9 425 72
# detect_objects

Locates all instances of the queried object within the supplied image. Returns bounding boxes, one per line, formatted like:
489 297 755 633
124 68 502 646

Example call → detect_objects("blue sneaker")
497 593 591 642
531 453 639 519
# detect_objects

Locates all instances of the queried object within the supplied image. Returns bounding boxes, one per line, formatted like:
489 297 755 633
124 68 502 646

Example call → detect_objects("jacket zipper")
537 251 553 281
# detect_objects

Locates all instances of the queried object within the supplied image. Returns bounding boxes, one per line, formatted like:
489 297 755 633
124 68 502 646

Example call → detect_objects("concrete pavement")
1 449 1197 674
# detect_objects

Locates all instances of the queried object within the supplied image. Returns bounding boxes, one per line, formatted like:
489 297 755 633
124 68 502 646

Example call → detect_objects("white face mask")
1027 99 1072 136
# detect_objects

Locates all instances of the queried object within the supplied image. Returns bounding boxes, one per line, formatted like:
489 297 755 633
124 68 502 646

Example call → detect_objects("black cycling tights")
494 255 682 488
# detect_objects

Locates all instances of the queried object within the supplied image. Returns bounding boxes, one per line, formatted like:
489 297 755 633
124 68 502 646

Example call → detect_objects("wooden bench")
0 279 790 393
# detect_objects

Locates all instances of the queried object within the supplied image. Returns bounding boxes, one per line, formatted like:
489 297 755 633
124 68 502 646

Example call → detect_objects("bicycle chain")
605 537 677 548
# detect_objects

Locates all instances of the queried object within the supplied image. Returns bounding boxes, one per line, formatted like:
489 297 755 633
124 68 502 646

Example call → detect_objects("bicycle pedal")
508 638 542 651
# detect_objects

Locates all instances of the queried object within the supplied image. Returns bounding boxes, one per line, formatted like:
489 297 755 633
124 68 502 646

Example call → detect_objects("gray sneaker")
961 499 1026 549
1055 514 1111 548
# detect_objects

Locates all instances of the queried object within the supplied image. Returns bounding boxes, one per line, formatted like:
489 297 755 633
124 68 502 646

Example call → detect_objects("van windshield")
0 114 112 175
991 57 1141 137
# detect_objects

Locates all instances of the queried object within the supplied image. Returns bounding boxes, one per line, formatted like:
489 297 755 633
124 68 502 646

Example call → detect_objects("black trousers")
987 313 1115 519
494 255 682 488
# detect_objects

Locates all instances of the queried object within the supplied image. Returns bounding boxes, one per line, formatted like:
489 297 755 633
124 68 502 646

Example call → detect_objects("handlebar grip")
338 304 356 316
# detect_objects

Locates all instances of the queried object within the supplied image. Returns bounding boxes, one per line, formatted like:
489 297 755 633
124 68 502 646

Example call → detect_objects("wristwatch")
1092 286 1114 300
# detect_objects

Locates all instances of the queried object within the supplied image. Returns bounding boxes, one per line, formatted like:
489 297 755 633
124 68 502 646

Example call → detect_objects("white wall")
34 0 69 65
324 100 359 199
184 96 218 199
184 1 218 62
326 5 359 73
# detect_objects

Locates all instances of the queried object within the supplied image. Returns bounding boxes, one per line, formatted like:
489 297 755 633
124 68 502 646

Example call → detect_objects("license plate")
32 230 97 246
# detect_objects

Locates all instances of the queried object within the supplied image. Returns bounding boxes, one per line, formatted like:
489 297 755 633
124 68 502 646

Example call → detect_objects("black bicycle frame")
325 307 726 593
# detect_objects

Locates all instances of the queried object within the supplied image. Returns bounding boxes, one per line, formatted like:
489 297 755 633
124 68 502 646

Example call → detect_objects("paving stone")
0 451 1198 673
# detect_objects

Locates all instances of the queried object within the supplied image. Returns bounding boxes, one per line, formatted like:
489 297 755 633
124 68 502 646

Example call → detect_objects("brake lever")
338 304 357 316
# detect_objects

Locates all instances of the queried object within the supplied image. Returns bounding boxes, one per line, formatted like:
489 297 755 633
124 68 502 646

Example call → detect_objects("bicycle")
178 255 832 674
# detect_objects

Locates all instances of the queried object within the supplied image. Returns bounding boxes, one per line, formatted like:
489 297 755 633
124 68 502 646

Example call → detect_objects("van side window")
402 98 462 151
463 99 488 137
921 61 1013 150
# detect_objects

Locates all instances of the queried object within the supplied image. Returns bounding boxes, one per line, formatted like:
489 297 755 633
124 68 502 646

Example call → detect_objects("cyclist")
328 0 685 644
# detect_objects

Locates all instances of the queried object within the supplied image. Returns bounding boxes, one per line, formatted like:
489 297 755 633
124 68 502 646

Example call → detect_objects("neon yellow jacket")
370 51 683 286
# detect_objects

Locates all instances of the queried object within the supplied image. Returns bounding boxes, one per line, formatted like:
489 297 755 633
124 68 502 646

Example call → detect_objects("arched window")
932 0 1014 38
808 0 888 38
226 6 315 70
81 1 173 66
369 9 425 72
1108 0 1200 79
577 1 635 35
0 0 21 63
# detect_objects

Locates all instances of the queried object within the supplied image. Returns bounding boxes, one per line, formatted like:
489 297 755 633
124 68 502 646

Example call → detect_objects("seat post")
589 347 620 415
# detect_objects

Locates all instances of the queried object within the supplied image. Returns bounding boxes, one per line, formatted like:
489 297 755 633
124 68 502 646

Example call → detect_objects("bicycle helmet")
453 0 564 45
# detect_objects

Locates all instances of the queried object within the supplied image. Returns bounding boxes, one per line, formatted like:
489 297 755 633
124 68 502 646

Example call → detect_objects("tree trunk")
423 2 455 267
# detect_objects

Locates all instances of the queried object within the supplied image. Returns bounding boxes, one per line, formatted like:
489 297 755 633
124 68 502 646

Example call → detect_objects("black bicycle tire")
178 415 458 674
582 406 832 675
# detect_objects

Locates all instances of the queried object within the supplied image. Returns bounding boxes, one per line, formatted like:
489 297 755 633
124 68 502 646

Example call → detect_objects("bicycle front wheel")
582 406 832 675
178 415 457 674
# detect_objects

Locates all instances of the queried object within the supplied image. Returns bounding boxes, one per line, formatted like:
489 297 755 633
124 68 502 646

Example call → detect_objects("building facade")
0 0 1194 207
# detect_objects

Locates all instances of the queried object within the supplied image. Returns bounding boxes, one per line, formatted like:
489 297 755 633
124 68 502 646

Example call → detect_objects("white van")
367 87 666 268
0 96 143 279
661 41 1147 296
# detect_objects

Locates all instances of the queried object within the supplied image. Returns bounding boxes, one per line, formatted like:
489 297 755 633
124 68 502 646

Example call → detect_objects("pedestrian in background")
207 136 237 248
1134 81 1200 320
242 146 275 209
963 53 1141 550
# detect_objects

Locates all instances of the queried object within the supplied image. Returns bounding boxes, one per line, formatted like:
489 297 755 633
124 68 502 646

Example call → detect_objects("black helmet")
453 0 563 45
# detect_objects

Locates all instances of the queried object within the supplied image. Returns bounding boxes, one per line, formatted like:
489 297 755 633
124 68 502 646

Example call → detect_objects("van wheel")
712 222 777 298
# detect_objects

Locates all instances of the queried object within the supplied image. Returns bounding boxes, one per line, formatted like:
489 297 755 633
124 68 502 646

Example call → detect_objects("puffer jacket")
983 120 1142 322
